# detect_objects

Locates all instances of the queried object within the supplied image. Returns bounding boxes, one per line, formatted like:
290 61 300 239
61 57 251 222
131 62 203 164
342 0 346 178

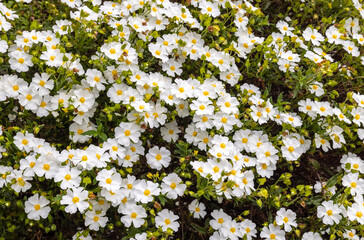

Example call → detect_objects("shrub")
0 0 364 239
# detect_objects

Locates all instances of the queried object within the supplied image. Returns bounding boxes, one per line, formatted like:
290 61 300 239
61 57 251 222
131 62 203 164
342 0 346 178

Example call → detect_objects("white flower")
134 180 160 204
53 167 81 190
96 168 122 192
161 173 186 199
146 146 171 170
302 27 324 45
8 50 34 72
351 107 364 126
72 231 92 240
10 169 32 192
281 138 304 161
60 187 89 214
347 203 364 224
115 122 142 147
40 49 64 67
155 209 180 232
160 120 181 142
240 219 257 240
101 42 122 60
24 194 51 220
188 199 206 219
317 200 342 225
85 210 108 231
302 232 322 240
275 208 297 232
260 223 285 240
85 69 106 91
210 209 232 230
120 203 147 228
72 89 95 112
342 172 364 196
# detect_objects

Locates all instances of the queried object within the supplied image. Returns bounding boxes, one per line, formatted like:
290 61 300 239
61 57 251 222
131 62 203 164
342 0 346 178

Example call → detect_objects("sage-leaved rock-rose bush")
0 0 364 239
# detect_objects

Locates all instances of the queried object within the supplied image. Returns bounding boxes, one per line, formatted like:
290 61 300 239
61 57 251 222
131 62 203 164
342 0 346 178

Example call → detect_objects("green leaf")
326 172 343 188
99 133 107 141
81 130 97 136
191 223 207 234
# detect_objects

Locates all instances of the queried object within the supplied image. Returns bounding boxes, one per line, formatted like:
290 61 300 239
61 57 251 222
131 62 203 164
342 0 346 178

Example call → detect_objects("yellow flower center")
26 95 33 101
243 178 248 185
43 164 50 170
17 177 25 186
106 178 112 184
34 204 41 211
65 174 71 181
72 197 79 203
288 146 294 153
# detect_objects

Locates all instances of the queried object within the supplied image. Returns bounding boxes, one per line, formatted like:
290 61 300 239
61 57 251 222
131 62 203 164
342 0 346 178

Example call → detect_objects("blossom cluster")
0 0 364 239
